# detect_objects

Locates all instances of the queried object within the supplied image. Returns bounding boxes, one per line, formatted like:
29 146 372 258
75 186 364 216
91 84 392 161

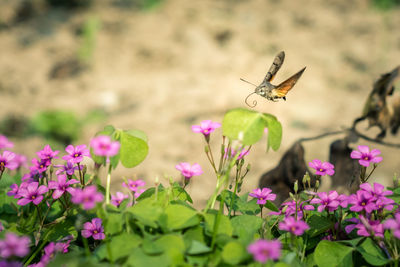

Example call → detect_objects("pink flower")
71 185 104 210
310 191 341 212
31 158 51 174
111 192 129 207
0 151 18 172
0 233 30 258
48 174 79 199
348 190 376 213
54 161 81 176
247 239 281 263
82 218 105 240
40 240 69 265
90 135 120 157
0 135 14 150
384 212 400 239
62 145 90 164
191 120 221 136
134 188 145 199
249 188 276 205
36 145 59 162
12 154 27 170
175 162 203 179
122 179 145 192
7 184 20 198
17 182 48 206
223 147 250 160
350 145 382 167
279 216 309 236
308 159 335 176
356 215 384 238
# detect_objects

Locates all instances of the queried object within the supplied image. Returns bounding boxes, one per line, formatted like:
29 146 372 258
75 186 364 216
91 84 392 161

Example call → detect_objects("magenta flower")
81 218 105 240
359 183 393 201
111 192 129 207
122 179 145 192
7 184 20 198
356 215 384 238
175 162 203 179
247 239 281 263
310 191 341 212
37 145 59 162
71 185 104 210
0 135 13 150
191 120 221 136
249 188 276 205
0 233 30 258
62 144 90 164
308 159 335 176
224 147 250 160
12 154 27 170
31 158 51 174
348 190 376 213
350 145 382 167
384 212 400 239
48 174 79 199
17 182 48 206
0 151 18 172
279 216 309 236
54 161 81 176
90 135 120 157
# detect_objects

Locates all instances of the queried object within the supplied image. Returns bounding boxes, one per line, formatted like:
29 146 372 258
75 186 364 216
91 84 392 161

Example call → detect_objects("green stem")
82 237 91 257
24 241 47 266
228 176 239 218
77 162 84 186
106 163 112 205
211 194 225 250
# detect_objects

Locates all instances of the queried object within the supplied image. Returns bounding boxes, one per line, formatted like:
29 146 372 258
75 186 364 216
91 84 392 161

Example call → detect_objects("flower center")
363 155 371 161
31 196 36 200
74 153 80 158
361 202 366 206
319 168 324 172
93 230 98 234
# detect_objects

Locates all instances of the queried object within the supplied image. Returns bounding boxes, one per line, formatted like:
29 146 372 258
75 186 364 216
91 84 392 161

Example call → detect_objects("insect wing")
274 67 306 97
263 51 285 82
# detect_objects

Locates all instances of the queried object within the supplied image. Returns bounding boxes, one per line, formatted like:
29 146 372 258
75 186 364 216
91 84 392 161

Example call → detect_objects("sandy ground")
1 0 400 207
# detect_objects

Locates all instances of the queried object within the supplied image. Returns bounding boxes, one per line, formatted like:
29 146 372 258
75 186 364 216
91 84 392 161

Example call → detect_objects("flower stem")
106 163 112 205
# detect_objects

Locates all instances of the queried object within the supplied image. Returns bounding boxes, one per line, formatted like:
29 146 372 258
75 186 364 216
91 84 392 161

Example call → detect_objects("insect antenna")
244 92 258 108
240 78 258 87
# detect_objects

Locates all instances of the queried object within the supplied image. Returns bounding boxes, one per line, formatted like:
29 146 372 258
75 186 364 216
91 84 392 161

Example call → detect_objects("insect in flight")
241 51 306 107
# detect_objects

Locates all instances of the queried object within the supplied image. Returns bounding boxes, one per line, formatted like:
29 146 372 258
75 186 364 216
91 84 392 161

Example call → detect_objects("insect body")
242 51 306 107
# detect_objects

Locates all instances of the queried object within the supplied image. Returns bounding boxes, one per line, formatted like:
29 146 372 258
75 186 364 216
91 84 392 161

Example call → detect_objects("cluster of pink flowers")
28 238 72 267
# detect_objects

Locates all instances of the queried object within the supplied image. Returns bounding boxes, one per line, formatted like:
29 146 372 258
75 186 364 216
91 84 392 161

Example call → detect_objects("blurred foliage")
78 17 100 64
113 0 165 10
0 109 107 146
30 110 81 146
46 0 93 9
370 0 400 10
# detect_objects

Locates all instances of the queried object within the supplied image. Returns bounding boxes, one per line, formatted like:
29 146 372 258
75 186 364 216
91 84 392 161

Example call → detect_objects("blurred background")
1 0 400 207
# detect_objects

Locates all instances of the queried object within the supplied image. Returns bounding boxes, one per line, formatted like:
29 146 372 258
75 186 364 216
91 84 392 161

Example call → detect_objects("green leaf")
264 200 279 212
120 131 149 168
125 129 148 142
314 240 353 267
204 213 233 237
237 196 261 215
357 238 390 266
307 215 332 237
46 219 77 241
231 215 263 241
222 108 266 145
221 241 245 265
186 240 212 255
263 114 282 151
127 198 163 228
104 212 123 235
109 233 142 260
165 204 200 230
127 247 170 267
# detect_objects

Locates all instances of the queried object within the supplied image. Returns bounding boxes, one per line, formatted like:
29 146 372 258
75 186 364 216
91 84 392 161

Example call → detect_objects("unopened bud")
294 180 298 194
204 145 209 153
303 172 310 184
246 164 251 172
315 180 320 190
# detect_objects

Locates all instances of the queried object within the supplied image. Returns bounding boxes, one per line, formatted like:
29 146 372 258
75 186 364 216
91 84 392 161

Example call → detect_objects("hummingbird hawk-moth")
241 51 306 107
